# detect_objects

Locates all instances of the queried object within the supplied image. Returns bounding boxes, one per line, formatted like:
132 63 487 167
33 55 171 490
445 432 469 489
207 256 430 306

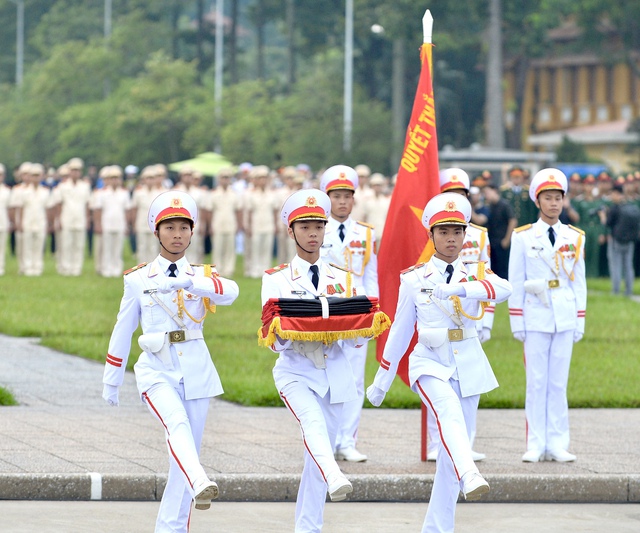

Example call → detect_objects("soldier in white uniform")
319 165 378 462
130 166 163 264
50 158 92 276
102 190 239 533
93 166 131 277
367 193 512 533
11 163 53 276
362 173 390 242
508 168 586 463
427 168 493 461
203 167 243 277
260 189 360 533
245 165 279 278
0 164 11 275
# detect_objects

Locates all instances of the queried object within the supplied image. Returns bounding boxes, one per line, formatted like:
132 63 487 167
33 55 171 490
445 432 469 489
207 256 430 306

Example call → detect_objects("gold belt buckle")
169 330 186 343
448 329 464 342
548 279 560 289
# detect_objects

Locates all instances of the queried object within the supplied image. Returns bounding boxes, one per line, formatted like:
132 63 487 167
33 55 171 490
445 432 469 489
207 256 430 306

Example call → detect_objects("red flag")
376 43 441 385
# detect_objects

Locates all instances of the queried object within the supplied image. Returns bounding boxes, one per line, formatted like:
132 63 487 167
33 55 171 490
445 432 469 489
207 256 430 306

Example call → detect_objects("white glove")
102 384 119 407
513 331 526 342
432 283 465 300
573 331 584 343
156 276 193 294
478 328 491 343
366 384 386 407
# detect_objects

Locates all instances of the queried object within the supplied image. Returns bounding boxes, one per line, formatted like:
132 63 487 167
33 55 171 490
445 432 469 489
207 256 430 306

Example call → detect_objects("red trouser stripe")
415 380 461 481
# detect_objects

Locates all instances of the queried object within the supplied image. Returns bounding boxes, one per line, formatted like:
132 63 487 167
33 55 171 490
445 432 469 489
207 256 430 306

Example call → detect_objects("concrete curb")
1 474 638 503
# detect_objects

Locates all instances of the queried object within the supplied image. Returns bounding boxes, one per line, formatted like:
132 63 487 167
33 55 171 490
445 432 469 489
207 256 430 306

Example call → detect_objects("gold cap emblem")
445 200 457 211
305 196 317 207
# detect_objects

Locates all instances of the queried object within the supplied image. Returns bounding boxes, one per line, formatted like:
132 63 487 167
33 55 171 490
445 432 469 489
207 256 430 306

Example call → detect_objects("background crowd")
1 158 639 295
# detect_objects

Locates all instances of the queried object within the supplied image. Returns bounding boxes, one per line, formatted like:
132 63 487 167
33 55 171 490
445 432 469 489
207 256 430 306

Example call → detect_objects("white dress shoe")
461 472 490 501
193 478 219 510
471 450 486 462
522 449 545 463
335 446 367 462
426 450 437 462
327 472 353 502
545 449 576 462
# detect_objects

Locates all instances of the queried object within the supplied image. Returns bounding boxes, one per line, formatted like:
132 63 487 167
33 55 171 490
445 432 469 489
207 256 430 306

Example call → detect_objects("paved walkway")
0 334 639 503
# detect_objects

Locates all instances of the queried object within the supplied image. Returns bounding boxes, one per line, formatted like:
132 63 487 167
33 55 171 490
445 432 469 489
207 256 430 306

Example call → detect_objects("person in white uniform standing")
260 189 362 533
319 164 378 463
102 190 239 533
367 192 512 533
508 168 586 463
426 168 493 462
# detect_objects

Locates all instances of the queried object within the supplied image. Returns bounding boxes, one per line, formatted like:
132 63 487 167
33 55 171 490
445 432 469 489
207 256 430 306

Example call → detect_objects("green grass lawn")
1 244 639 408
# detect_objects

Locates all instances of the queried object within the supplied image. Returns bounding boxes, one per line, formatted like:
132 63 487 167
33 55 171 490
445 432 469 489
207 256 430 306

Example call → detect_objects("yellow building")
504 21 640 173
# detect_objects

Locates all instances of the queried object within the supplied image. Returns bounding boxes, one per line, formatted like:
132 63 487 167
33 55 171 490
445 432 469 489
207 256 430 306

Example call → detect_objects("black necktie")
445 264 454 284
309 265 319 290
168 263 178 277
338 223 345 242
548 227 556 246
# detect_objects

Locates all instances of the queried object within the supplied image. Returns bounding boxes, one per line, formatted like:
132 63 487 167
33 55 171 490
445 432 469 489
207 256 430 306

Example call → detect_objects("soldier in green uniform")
573 175 608 277
500 166 538 226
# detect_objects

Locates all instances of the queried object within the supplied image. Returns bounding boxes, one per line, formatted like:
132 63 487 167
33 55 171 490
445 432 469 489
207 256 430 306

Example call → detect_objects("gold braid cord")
450 261 488 321
177 265 217 324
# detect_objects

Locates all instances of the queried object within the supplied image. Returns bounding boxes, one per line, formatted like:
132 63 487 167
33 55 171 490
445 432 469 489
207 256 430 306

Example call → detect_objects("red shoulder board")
123 262 147 275
401 262 425 274
265 263 289 275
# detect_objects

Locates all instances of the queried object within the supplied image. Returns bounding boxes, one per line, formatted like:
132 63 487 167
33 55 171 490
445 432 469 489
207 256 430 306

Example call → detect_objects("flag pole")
421 8 433 463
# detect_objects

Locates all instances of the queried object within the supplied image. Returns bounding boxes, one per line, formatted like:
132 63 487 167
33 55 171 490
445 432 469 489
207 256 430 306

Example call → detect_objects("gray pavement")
1 334 640 505
1 502 639 533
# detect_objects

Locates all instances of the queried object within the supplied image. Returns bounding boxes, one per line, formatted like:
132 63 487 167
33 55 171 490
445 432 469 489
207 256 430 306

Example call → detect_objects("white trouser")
415 375 479 533
0 229 6 275
59 228 86 275
523 330 574 453
101 231 124 277
279 380 344 533
21 230 46 276
143 381 210 533
212 232 236 277
427 407 478 455
137 231 159 264
335 341 368 450
250 232 274 278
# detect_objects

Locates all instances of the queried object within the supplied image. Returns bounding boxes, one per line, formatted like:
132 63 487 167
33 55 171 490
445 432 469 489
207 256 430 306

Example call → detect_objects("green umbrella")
169 152 235 177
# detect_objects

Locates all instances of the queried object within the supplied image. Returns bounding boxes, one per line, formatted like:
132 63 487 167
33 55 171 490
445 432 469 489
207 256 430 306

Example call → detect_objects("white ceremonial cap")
422 192 472 230
280 189 331 227
148 190 198 232
529 168 568 202
439 167 470 192
319 165 358 193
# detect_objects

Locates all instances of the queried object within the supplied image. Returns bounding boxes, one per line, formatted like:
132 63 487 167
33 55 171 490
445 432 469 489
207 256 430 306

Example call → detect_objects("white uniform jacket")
261 255 362 404
508 220 586 335
376 258 512 398
321 217 379 298
103 255 239 401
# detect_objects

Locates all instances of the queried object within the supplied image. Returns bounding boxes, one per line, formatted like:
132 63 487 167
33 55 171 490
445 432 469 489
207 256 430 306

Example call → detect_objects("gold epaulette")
568 224 585 235
401 262 425 274
123 262 147 275
190 263 217 268
514 224 532 233
329 262 352 273
499 183 510 191
356 220 375 229
265 263 288 275
469 222 487 232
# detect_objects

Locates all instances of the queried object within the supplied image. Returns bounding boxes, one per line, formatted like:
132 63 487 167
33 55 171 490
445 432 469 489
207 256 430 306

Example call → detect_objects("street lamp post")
343 0 353 154
9 0 24 87
214 0 224 154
